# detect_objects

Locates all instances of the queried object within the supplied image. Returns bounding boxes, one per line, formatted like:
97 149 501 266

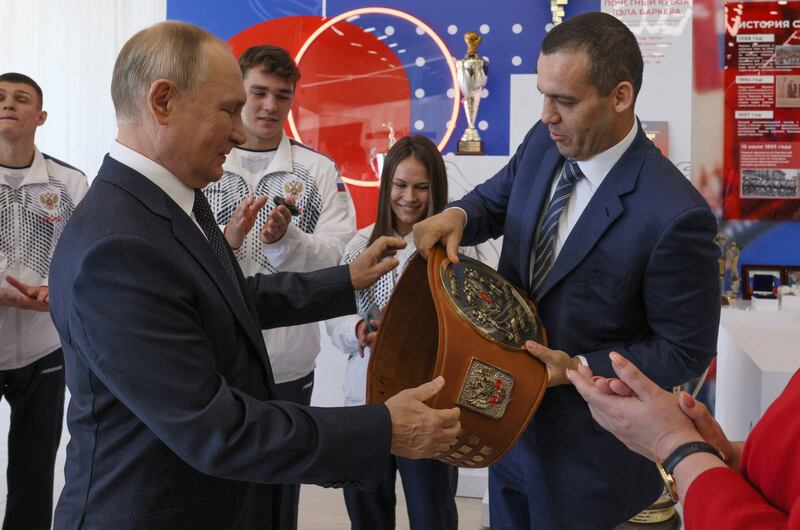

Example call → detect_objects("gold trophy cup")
456 32 488 155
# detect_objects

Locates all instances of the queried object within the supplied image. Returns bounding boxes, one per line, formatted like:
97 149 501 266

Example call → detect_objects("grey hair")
111 21 221 124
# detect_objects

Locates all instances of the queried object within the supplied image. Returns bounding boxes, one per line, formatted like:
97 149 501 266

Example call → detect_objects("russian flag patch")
336 181 346 192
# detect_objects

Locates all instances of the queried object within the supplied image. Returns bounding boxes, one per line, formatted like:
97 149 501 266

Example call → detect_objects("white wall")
0 0 167 179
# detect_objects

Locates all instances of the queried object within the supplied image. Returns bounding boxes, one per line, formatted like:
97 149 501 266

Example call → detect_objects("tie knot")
564 160 584 185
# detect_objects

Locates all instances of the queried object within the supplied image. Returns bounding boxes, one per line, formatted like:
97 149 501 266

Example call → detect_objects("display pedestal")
781 294 800 310
750 296 779 311
715 308 800 440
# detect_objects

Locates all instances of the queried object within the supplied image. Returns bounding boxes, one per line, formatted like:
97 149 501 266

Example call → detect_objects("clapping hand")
224 195 268 249
567 352 703 462
1 275 49 311
259 197 295 244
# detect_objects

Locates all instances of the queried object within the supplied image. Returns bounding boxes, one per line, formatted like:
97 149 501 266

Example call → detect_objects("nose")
231 112 247 146
403 186 417 202
540 97 559 125
262 93 277 112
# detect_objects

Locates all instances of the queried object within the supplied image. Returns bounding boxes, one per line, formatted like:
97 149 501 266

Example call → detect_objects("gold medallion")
440 254 545 349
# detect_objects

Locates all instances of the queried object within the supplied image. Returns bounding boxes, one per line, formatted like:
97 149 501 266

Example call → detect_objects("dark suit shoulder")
635 140 709 214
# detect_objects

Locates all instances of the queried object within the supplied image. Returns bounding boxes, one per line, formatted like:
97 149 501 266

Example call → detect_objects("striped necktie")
531 160 584 302
193 189 243 298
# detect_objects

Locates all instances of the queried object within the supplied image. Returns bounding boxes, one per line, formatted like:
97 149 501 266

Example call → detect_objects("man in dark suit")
48 21 459 529
414 12 719 530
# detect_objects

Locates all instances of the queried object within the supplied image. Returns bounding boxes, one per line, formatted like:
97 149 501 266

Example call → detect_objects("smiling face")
240 68 294 150
155 42 247 188
0 81 46 145
390 155 431 235
536 50 632 161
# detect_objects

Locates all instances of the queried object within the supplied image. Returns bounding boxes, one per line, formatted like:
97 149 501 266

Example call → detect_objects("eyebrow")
248 84 293 95
0 88 33 98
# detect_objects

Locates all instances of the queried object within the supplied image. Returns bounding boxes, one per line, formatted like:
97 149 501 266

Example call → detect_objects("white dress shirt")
108 141 203 234
528 118 639 281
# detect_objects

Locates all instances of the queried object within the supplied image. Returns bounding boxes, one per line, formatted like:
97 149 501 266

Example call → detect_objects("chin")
207 167 224 182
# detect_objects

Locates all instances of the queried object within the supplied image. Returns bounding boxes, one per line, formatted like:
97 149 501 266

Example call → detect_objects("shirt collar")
574 117 638 190
269 132 294 174
1 147 48 186
109 140 196 218
224 131 294 176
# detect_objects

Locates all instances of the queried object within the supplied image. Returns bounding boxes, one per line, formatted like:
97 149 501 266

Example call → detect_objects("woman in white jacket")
326 135 459 530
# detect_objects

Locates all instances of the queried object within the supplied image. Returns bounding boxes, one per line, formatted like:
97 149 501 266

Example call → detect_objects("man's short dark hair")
0 72 44 109
541 12 643 100
238 45 301 85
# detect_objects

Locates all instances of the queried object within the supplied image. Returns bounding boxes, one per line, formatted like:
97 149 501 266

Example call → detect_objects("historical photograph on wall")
740 168 800 198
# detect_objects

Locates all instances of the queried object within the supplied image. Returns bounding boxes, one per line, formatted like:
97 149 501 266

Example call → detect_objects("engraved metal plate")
458 358 514 419
440 254 544 350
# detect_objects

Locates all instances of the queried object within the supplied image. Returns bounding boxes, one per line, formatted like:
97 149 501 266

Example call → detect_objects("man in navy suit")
48 21 459 529
415 12 719 530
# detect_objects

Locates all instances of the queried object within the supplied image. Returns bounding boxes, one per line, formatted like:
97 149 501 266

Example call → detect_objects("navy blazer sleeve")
451 125 540 245
66 233 391 486
246 265 356 330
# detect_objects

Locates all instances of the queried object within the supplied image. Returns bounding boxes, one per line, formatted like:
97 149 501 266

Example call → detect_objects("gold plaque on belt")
440 255 545 350
458 358 514 419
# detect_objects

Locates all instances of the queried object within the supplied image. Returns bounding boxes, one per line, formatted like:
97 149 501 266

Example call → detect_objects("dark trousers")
343 455 458 530
0 349 65 530
269 371 314 530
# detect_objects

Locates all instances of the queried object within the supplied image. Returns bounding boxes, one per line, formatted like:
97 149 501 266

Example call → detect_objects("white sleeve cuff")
446 206 469 227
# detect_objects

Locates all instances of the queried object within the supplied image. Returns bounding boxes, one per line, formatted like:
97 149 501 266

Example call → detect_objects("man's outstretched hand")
385 376 461 459
348 236 406 290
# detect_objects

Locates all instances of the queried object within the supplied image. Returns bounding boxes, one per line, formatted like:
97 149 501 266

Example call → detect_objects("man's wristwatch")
657 441 725 501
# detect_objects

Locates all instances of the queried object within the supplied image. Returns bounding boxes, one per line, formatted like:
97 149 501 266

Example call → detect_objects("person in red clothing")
568 351 800 529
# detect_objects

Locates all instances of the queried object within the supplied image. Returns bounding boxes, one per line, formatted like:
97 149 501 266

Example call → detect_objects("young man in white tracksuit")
204 46 356 530
0 72 88 529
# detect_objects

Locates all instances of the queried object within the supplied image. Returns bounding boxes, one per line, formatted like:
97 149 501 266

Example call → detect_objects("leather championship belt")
367 246 549 468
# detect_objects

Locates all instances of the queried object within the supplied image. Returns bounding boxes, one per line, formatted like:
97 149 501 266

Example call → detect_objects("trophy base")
457 139 484 155
619 511 681 529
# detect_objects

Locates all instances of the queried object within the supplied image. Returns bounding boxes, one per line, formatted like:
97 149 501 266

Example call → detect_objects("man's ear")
612 81 635 114
147 79 178 125
36 110 47 126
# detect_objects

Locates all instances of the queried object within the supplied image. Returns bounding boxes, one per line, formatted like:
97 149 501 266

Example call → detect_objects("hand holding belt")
367 246 549 467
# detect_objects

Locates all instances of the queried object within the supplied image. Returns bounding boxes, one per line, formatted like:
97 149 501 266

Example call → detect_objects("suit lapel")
168 204 270 369
535 129 646 300
97 157 271 373
519 146 562 292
